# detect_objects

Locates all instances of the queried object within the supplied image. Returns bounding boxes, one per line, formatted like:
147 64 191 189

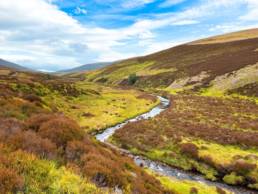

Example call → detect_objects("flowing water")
96 96 257 194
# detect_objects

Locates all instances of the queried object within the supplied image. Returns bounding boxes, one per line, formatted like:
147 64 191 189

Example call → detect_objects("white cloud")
239 0 258 21
93 0 154 9
0 0 258 71
209 23 258 33
143 40 188 55
74 7 87 15
0 0 202 70
122 0 155 8
159 0 186 8
0 0 98 70
97 50 136 62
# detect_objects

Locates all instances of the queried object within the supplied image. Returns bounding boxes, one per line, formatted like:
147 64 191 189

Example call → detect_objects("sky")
0 0 258 71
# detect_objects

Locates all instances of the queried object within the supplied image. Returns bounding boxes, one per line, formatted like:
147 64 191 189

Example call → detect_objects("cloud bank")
0 0 257 71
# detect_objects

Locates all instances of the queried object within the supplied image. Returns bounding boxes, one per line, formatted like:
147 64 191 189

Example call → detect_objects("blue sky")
0 0 258 71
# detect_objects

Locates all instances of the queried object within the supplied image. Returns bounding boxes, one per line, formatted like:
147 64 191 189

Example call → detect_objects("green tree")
128 73 138 85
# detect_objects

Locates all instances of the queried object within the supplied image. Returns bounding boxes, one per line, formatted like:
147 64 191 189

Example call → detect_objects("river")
96 96 256 194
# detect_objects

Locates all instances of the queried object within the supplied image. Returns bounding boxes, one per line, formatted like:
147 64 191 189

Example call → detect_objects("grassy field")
0 68 158 133
150 172 232 194
42 81 158 133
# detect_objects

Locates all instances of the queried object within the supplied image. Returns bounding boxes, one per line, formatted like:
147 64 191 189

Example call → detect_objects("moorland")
0 28 258 194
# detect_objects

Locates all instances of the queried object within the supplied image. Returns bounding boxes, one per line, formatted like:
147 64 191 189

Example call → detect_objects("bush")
23 94 42 103
231 159 256 175
0 168 24 193
65 140 86 161
128 73 138 85
180 143 199 159
26 113 54 132
223 172 244 185
8 130 57 159
0 118 24 137
39 116 84 147
201 155 214 166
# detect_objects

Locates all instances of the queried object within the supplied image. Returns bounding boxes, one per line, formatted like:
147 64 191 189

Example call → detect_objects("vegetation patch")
155 173 232 194
112 94 258 189
0 69 168 193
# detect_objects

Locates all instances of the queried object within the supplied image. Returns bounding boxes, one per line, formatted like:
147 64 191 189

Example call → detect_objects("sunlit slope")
0 67 167 193
190 28 258 45
84 29 258 97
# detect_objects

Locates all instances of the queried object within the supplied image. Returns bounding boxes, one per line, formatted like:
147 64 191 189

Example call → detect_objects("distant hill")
57 62 113 74
83 28 258 97
0 58 31 71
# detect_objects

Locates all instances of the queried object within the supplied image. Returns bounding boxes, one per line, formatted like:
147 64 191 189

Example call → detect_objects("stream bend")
96 96 256 194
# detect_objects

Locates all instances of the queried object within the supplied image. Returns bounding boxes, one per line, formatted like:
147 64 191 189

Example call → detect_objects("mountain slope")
84 28 258 97
191 28 258 45
0 58 31 71
57 62 113 74
99 29 258 191
0 68 168 193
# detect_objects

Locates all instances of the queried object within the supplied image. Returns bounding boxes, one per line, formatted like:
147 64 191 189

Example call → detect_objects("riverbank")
96 96 257 194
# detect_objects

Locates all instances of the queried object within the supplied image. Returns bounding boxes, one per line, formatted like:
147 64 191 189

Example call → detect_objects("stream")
96 96 257 194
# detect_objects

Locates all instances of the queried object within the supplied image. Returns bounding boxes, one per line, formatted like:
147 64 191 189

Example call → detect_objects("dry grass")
191 28 258 45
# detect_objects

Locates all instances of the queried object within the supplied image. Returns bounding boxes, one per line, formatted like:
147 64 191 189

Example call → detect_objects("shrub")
0 168 24 193
39 116 84 147
8 130 57 159
128 73 138 85
23 94 42 103
20 103 38 116
223 172 244 185
231 159 256 175
26 113 54 132
180 143 199 159
201 155 214 166
65 140 85 161
0 118 24 137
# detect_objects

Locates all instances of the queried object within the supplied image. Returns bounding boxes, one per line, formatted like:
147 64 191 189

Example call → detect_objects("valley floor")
112 93 258 192
0 70 169 193
1 67 257 194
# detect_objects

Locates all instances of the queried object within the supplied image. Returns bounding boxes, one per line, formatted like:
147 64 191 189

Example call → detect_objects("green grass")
193 139 258 189
125 144 218 181
42 82 159 132
146 170 232 194
136 67 177 76
126 137 258 184
1 146 101 194
86 61 155 84
195 139 258 165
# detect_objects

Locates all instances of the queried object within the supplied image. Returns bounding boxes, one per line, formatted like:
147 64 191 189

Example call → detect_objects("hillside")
57 62 113 74
1 29 257 193
84 29 258 191
191 28 258 45
84 28 258 98
0 67 175 193
0 58 31 72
